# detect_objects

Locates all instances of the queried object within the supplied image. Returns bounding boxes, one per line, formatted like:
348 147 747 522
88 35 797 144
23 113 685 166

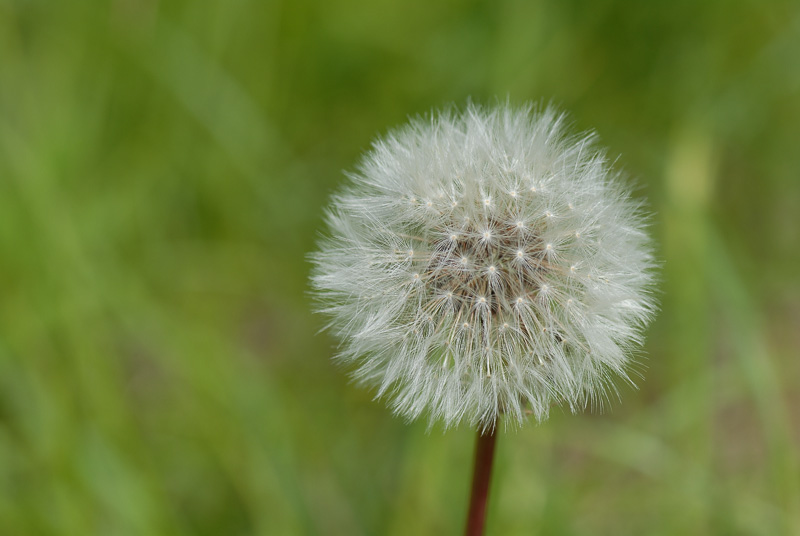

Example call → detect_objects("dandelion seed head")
311 103 658 431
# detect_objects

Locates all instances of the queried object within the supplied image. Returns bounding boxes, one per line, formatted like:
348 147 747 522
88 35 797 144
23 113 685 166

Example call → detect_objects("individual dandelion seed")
310 103 658 535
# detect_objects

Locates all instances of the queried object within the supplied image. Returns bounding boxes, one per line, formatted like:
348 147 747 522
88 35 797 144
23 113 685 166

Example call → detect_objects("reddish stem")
464 427 498 536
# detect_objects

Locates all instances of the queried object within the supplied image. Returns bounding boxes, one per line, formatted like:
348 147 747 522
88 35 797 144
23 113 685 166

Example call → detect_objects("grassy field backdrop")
1 1 799 534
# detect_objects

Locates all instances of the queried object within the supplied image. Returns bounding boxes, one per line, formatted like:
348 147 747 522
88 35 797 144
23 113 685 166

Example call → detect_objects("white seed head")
311 103 658 431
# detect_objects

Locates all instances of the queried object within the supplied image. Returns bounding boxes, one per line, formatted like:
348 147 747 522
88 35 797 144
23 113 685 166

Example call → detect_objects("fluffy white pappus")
311 103 658 431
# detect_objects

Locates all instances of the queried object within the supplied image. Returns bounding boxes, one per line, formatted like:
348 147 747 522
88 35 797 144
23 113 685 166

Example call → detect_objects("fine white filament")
311 104 657 430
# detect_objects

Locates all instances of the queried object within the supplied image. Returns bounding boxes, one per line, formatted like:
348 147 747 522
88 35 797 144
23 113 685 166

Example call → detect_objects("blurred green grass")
1 0 799 534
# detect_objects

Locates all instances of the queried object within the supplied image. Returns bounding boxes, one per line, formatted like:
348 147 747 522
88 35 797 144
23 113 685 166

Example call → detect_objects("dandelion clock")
310 103 657 535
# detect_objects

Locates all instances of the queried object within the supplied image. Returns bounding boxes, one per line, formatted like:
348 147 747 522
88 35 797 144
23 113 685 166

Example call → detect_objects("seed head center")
421 213 550 319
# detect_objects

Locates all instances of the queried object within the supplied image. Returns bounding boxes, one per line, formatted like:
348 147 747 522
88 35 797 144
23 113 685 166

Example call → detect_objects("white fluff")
311 103 658 431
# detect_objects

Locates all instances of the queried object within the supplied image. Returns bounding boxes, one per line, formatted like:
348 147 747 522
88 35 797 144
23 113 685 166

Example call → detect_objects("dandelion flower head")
311 104 657 430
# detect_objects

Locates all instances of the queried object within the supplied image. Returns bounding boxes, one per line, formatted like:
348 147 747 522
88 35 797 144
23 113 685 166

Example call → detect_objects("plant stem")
464 427 497 536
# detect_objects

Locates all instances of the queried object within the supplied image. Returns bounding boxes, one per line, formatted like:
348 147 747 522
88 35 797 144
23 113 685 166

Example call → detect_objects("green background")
1 1 799 534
